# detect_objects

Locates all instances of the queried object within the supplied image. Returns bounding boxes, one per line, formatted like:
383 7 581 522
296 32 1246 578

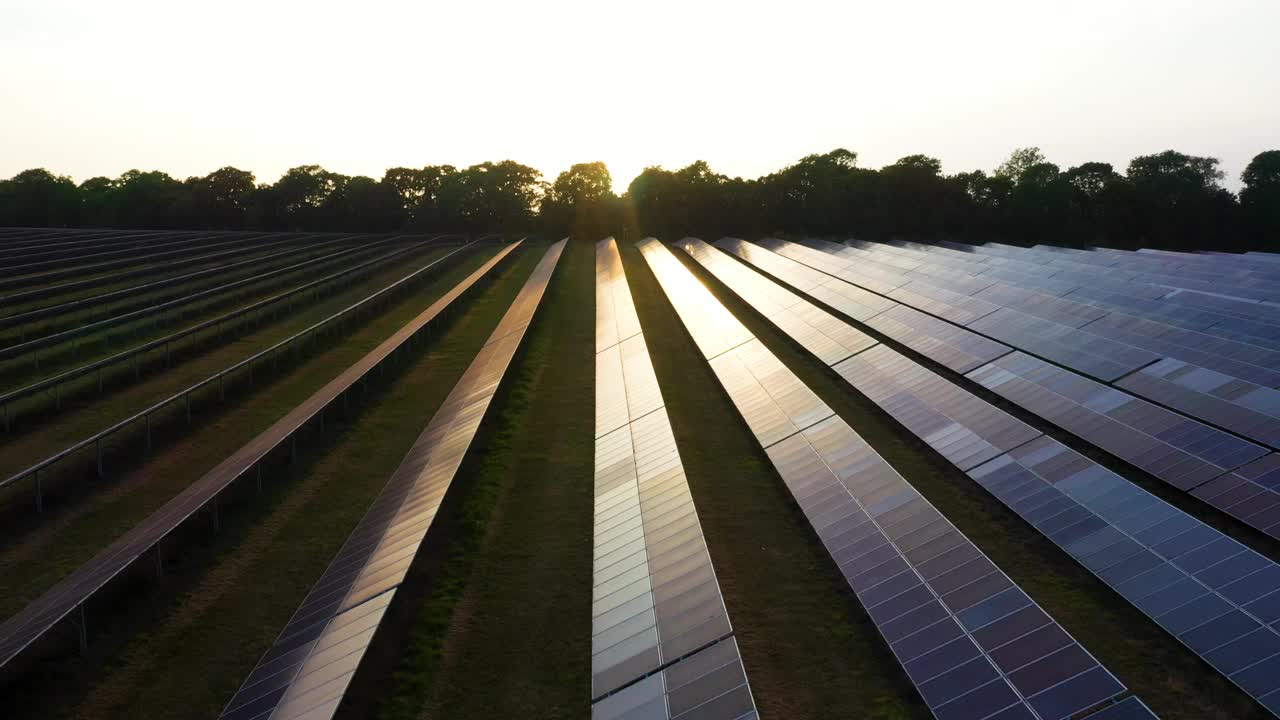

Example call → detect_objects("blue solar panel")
643 238 1133 720
967 352 1268 491
970 437 1280 711
768 238 1280 465
1117 359 1280 450
685 237 1280 716
1191 454 1280 543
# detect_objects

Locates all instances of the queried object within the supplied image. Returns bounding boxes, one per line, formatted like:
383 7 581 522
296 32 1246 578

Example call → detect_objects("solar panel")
591 637 756 720
596 238 643 353
1191 455 1280 543
969 437 1280 714
642 238 1135 720
951 241 1280 323
638 239 752 360
967 352 1268 492
686 238 1280 716
717 238 896 320
889 279 1002 325
764 238 1163 382
0 241 524 674
592 238 757 717
680 238 875 366
833 345 1042 470
1117 360 1280 450
1085 313 1280 389
721 240 1009 375
967 308 1161 382
864 305 1013 375
217 240 567 720
770 239 1280 459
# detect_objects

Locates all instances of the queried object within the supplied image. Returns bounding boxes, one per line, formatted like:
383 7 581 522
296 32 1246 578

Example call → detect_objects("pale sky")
2 0 1277 193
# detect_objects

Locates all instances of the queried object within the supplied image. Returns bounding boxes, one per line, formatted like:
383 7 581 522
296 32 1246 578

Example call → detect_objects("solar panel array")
967 353 1267 490
0 241 523 673
735 237 1280 542
217 240 566 720
646 238 1140 720
680 237 1280 716
591 238 757 720
969 438 1280 716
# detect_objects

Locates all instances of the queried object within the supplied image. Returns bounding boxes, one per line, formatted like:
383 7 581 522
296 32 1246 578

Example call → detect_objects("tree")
314 176 400 231
995 147 1048 184
878 155 959 237
79 176 117 227
383 166 455 226
270 165 347 229
185 167 256 228
0 169 80 226
111 170 185 228
1062 162 1126 243
1125 150 1235 249
1241 150 1280 242
433 161 544 233
542 162 617 239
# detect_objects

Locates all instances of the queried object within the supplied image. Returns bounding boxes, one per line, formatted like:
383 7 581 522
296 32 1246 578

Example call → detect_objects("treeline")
618 148 1280 251
1 148 1277 250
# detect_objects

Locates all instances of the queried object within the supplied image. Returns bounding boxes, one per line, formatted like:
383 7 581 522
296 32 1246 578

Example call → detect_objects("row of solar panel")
852 235 1279 339
682 237 1280 716
916 240 1280 361
0 241 515 674
912 239 1280 308
742 238 1280 546
643 238 1146 720
809 237 1280 387
591 238 756 720
218 241 567 720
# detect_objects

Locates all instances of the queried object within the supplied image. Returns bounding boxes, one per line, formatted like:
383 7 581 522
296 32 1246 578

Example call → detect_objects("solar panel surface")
591 238 757 719
646 238 1136 720
0 241 525 674
217 240 565 720
682 237 1280 717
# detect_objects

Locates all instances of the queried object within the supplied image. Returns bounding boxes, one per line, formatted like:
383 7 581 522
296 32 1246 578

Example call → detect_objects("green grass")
348 237 594 720
0 245 544 720
668 242 1270 720
0 245 496 620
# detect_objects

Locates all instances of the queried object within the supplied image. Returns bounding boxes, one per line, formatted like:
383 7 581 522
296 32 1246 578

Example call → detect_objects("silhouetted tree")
1125 150 1236 249
383 166 456 227
183 167 256 229
542 162 618 239
0 169 81 226
2 147 1274 249
1241 150 1280 243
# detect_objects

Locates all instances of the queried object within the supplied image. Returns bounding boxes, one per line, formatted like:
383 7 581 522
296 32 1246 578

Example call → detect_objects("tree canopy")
0 148 1275 251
